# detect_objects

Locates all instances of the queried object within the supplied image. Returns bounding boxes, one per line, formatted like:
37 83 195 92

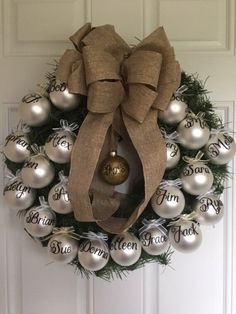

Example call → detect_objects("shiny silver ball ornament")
49 81 81 111
110 233 142 266
3 132 31 163
178 116 210 149
169 220 202 253
78 239 109 271
140 227 169 255
159 99 187 125
205 132 236 165
19 93 50 126
24 206 56 237
151 186 185 219
48 182 72 214
181 162 214 195
48 234 78 264
165 139 181 169
194 194 224 225
44 130 76 164
21 154 55 189
3 178 36 210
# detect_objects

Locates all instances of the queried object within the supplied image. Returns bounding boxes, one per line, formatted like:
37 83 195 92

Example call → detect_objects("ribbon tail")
68 112 115 221
98 109 166 234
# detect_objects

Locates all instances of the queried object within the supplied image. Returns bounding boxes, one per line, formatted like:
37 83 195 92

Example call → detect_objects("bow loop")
121 84 158 123
123 50 162 87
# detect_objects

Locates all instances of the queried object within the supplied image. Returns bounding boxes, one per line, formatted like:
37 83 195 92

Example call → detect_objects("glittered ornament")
49 80 81 111
48 171 72 214
3 132 31 163
151 180 185 219
44 120 78 164
194 193 224 225
169 215 202 253
139 219 169 255
181 158 214 195
24 197 56 237
78 233 110 271
205 132 236 165
19 93 50 127
159 99 187 125
3 171 36 210
48 231 79 264
177 114 210 149
100 151 129 185
21 149 55 189
110 233 142 266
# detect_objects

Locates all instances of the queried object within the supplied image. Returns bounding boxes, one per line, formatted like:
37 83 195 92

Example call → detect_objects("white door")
0 1 235 314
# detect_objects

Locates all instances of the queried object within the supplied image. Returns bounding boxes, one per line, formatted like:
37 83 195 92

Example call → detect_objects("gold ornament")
100 151 129 185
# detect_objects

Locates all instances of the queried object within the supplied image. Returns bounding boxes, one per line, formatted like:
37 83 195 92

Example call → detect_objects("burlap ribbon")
56 23 181 234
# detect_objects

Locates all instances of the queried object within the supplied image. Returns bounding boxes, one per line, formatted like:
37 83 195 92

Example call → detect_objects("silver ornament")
3 178 36 210
78 239 109 271
159 99 187 125
166 139 181 169
19 93 50 126
48 234 78 264
49 81 81 111
169 220 202 253
140 226 169 256
44 130 76 164
194 194 224 225
178 116 210 149
110 233 142 266
3 132 31 163
48 181 72 214
24 206 56 238
151 185 185 219
205 132 236 165
21 154 55 189
181 161 214 195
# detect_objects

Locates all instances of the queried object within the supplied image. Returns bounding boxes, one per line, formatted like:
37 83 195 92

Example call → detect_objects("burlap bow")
56 23 181 234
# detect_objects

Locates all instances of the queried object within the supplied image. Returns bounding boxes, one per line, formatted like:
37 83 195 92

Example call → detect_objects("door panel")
0 1 235 314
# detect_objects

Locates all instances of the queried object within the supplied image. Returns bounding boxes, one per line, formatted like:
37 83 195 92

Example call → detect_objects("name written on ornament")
50 81 67 93
183 164 210 176
25 210 55 226
3 180 32 199
184 117 207 129
102 163 126 176
110 236 138 251
46 133 72 150
52 186 69 202
141 231 167 247
79 240 108 259
49 240 72 255
23 159 38 170
166 141 178 157
22 93 41 104
5 134 30 150
207 134 234 158
199 197 223 214
170 222 199 243
154 188 179 205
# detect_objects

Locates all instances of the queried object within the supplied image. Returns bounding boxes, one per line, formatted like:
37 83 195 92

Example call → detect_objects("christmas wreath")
2 23 236 280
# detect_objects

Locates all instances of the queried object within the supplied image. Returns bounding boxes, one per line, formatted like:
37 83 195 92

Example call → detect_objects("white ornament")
181 161 213 195
19 93 50 127
49 81 81 111
178 114 210 149
205 132 236 165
